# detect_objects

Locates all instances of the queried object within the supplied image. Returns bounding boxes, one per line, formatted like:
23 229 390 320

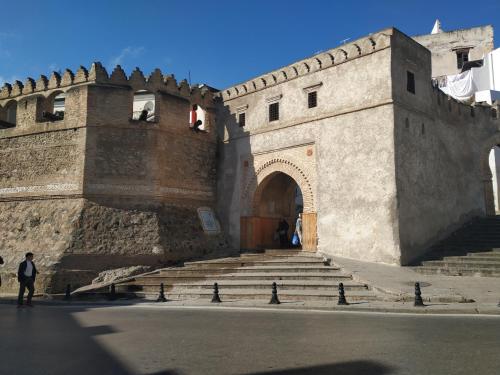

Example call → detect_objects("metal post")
211 282 222 303
269 282 280 304
414 282 425 306
156 282 167 302
338 282 348 305
109 283 116 301
64 284 71 301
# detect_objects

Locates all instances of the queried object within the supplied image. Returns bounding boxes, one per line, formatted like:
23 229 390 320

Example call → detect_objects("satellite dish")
143 101 154 112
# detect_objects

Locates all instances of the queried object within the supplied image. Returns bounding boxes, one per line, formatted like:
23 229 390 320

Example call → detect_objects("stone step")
413 266 500 277
184 259 327 268
264 249 309 255
240 253 323 261
135 272 352 282
421 260 500 269
133 289 378 302
118 280 368 292
442 255 500 262
159 266 341 275
467 252 500 257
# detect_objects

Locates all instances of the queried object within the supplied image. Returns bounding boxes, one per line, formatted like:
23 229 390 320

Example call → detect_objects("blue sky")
0 0 498 89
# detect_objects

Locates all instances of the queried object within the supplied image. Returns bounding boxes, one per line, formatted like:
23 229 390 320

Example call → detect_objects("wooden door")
301 213 317 252
240 216 281 249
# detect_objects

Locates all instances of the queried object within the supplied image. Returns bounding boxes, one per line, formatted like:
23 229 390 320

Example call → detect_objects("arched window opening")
0 101 17 128
132 90 155 122
42 92 65 122
189 104 208 133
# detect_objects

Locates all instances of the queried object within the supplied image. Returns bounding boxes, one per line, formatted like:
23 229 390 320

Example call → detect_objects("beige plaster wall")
218 30 401 264
413 25 494 77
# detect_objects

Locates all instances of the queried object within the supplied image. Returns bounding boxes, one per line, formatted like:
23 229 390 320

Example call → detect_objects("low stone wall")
0 198 229 293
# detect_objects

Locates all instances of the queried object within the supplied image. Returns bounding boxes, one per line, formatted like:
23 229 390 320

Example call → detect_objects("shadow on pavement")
245 360 394 375
0 304 182 375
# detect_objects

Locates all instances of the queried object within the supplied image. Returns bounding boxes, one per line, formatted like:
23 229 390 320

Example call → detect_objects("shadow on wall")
216 100 255 250
245 361 395 375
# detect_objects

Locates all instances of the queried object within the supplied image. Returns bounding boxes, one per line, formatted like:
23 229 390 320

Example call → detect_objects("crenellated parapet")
220 29 392 101
430 84 500 124
0 62 214 108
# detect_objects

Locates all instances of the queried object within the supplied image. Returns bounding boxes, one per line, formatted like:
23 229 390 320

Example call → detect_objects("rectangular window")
308 91 317 108
269 102 279 122
456 50 469 69
238 112 246 127
406 71 415 94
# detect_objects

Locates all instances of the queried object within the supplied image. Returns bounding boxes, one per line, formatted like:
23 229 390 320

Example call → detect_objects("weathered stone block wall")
0 198 85 293
0 128 85 199
0 64 227 293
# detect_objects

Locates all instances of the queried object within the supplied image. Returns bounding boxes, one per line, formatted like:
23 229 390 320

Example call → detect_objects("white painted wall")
488 146 500 213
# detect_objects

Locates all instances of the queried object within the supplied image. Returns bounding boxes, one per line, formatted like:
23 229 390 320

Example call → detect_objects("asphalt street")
0 304 499 375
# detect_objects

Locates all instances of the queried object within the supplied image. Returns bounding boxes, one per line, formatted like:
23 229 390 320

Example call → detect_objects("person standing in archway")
294 213 303 247
277 218 290 248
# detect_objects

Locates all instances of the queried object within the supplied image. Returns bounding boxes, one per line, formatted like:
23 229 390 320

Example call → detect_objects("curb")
1 297 499 316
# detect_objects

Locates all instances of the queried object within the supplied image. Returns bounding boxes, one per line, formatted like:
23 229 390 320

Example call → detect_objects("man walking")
17 252 37 308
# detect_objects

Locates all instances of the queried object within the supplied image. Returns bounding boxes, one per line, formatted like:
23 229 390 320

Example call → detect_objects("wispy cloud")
0 31 18 59
0 75 21 86
108 46 145 69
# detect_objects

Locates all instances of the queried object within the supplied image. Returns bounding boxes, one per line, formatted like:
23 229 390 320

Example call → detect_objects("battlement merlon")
219 28 396 101
0 62 216 132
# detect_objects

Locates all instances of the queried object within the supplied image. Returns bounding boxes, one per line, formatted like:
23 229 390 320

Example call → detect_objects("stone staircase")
83 250 378 303
414 216 500 277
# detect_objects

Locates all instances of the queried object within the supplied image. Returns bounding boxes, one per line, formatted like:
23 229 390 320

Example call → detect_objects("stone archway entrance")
240 161 317 251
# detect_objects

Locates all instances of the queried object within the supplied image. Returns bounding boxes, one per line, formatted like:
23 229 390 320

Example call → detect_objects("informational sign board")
197 207 221 234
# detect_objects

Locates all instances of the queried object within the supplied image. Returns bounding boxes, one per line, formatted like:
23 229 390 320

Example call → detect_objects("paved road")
0 304 499 375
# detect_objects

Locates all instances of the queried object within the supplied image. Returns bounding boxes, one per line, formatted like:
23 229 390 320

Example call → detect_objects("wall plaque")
197 207 221 234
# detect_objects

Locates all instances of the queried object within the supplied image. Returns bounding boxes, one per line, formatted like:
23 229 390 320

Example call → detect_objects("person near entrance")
276 218 290 248
294 213 303 247
17 252 37 308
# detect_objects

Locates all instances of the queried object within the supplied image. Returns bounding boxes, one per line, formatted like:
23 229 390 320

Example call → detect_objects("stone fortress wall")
0 63 228 293
1 25 499 293
391 30 499 264
217 28 500 265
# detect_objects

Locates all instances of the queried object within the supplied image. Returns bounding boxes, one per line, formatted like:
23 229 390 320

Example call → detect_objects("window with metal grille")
456 50 469 69
238 112 246 127
269 102 279 122
407 71 415 94
308 91 317 108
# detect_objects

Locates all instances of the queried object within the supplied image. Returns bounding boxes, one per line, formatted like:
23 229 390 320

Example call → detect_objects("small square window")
269 102 279 122
308 91 317 108
456 50 469 69
238 112 246 127
407 71 415 94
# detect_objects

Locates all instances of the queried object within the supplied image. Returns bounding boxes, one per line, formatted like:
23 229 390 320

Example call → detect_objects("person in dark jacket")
276 219 290 248
17 252 37 308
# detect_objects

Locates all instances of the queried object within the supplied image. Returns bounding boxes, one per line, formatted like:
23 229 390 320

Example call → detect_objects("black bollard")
109 283 117 301
414 282 425 307
269 282 280 304
337 282 348 305
156 283 167 302
211 282 222 303
64 284 71 301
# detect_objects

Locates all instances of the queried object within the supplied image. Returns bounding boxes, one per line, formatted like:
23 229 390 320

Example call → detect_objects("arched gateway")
240 158 317 251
